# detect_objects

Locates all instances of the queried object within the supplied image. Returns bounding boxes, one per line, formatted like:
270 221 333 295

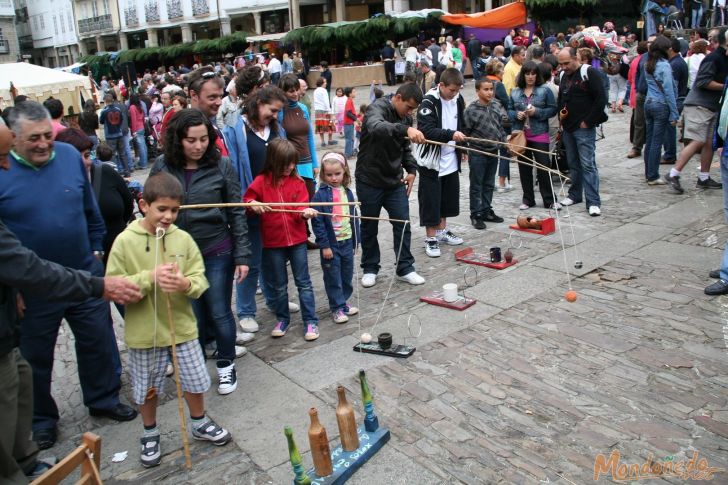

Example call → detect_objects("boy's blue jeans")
320 238 354 312
344 124 355 157
262 243 318 327
191 251 237 362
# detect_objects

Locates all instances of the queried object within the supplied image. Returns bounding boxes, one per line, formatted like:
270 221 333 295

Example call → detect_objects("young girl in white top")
332 87 347 136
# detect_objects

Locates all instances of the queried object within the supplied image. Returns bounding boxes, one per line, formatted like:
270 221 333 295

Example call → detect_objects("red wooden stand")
420 291 476 310
508 217 556 235
455 247 518 270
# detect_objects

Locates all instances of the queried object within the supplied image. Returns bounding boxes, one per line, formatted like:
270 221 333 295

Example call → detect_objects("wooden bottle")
284 426 312 485
335 386 360 451
308 407 333 476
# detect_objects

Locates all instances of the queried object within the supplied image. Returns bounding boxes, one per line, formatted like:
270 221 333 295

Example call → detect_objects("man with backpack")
556 47 607 217
99 93 132 176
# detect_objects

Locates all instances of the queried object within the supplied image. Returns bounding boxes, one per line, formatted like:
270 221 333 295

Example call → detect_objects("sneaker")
332 310 349 324
397 271 426 285
255 285 262 295
663 173 684 194
437 230 463 246
289 301 300 313
496 185 507 193
483 210 504 223
550 202 563 210
588 205 601 217
425 237 441 257
140 434 161 468
361 273 377 287
192 418 232 446
709 269 721 279
328 140 339 145
26 457 58 479
705 279 728 295
697 177 723 189
304 323 320 341
647 178 666 185
344 305 359 315
559 197 576 206
165 362 174 377
208 345 246 359
236 331 255 344
235 345 247 358
518 203 531 210
471 217 486 230
626 148 641 158
271 321 290 337
503 183 513 191
239 317 259 333
216 360 237 395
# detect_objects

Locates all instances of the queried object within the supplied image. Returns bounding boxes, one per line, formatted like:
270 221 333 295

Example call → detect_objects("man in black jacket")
0 120 141 483
467 34 483 80
414 68 467 258
355 83 426 288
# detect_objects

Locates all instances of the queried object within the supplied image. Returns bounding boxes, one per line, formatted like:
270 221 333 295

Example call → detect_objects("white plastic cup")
442 283 458 302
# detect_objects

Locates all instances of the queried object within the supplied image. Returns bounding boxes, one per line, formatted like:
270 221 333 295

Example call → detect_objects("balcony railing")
0 39 9 54
166 0 182 19
145 2 160 23
125 7 138 27
191 0 209 16
78 14 113 35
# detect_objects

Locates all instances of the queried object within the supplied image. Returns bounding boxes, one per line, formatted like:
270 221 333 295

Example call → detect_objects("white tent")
0 62 96 115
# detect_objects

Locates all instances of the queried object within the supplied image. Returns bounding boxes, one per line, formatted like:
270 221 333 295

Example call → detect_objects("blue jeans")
123 133 133 171
191 251 237 362
662 98 683 162
344 124 355 158
235 222 272 319
355 180 415 276
262 243 318 326
469 152 498 218
497 145 510 179
720 150 728 280
133 129 148 169
471 59 481 81
692 5 703 28
644 98 670 181
107 136 131 174
562 127 601 207
321 238 354 312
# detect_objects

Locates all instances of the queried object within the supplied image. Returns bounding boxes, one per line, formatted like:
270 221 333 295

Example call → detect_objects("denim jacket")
645 59 679 122
508 85 557 136
310 184 360 249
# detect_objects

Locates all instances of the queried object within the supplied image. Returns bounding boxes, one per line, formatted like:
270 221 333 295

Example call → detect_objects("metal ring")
155 226 166 239
462 266 479 289
508 230 524 250
407 313 422 339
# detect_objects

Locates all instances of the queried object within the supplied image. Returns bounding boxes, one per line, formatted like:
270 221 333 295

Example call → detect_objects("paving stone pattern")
43 82 728 483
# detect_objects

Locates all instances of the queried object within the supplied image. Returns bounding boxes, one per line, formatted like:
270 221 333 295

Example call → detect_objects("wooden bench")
32 432 102 485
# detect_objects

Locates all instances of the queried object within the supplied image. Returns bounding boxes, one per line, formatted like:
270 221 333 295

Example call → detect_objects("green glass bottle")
359 369 379 432
284 426 312 485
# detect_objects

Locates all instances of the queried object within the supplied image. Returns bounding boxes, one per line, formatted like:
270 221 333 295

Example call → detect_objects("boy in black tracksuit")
413 68 466 258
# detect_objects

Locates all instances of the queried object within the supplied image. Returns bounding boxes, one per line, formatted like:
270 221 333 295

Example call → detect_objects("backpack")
559 64 590 83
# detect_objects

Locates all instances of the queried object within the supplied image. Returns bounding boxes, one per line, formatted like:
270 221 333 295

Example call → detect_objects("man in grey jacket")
0 120 141 483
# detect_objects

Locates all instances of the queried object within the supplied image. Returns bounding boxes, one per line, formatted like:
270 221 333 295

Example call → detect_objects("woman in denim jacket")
643 36 678 185
508 61 558 210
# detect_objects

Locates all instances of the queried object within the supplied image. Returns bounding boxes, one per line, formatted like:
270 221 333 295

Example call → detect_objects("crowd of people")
5 17 728 482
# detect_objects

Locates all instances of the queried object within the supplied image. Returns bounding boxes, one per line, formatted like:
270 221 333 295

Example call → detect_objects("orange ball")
565 290 577 302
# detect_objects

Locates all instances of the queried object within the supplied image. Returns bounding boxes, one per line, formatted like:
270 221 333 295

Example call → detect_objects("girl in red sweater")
343 87 358 158
244 139 321 341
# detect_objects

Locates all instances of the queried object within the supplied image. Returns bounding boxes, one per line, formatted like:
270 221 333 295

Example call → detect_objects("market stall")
0 62 96 115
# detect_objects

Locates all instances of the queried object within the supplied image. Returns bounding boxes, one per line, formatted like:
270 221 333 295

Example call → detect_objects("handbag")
507 130 527 156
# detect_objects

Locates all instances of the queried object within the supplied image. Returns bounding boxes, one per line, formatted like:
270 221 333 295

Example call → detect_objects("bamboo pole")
266 208 409 224
180 201 360 210
461 135 555 156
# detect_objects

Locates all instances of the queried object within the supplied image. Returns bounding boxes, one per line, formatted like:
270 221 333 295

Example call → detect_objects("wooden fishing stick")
419 138 570 181
164 258 192 470
180 201 360 210
265 208 409 224
461 135 555 156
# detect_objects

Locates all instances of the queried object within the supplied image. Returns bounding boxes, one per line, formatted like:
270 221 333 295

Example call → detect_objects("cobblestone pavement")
44 82 728 483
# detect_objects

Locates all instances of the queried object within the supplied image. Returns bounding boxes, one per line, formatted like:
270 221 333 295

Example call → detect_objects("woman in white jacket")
313 77 337 148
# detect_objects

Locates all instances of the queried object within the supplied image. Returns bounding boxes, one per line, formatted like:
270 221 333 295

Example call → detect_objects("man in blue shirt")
0 101 137 452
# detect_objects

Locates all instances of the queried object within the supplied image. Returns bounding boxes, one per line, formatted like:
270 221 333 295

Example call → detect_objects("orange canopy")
440 1 527 29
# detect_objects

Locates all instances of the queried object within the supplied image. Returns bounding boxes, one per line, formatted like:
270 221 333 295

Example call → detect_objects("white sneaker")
255 286 262 295
344 305 359 315
588 205 601 217
425 237 441 258
437 229 463 246
398 271 426 285
239 317 259 333
289 301 300 313
559 197 576 206
361 273 377 287
216 361 237 395
236 331 255 344
235 345 247 358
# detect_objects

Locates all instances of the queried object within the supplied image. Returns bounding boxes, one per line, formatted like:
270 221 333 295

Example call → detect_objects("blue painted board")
296 426 390 485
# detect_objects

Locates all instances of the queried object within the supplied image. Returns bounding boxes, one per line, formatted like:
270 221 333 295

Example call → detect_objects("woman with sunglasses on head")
507 60 558 210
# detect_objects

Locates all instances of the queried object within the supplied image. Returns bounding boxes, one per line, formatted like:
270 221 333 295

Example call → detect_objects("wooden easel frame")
32 432 102 485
